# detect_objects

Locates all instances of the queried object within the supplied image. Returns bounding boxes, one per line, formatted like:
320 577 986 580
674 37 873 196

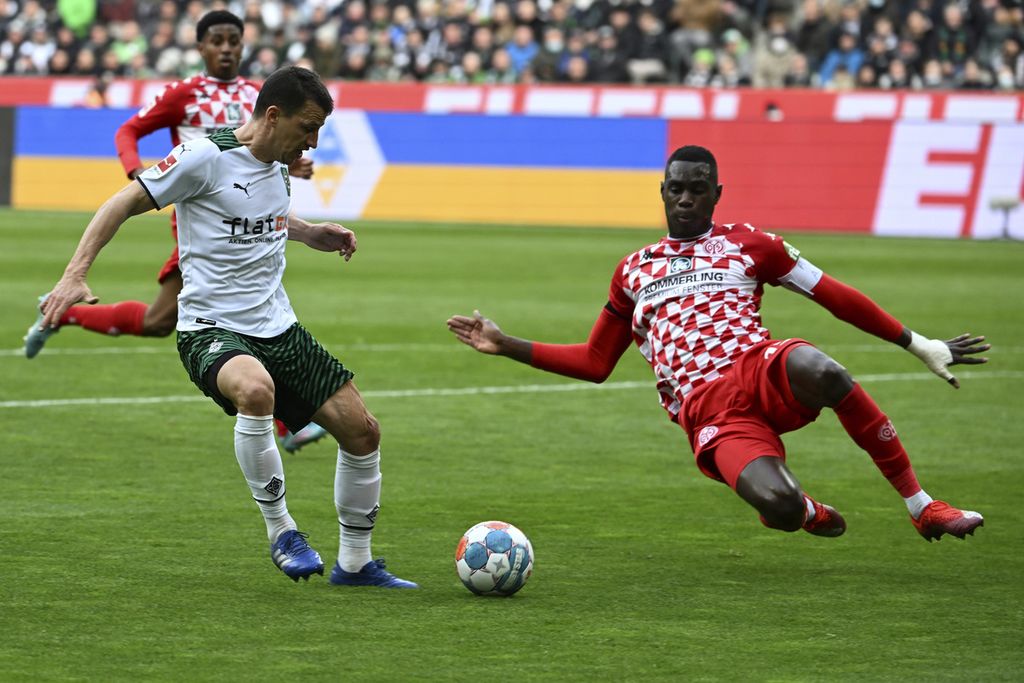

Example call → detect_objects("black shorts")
177 322 353 432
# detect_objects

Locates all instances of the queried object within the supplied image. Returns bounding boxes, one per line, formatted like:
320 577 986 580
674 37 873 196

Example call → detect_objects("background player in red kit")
448 145 989 542
24 11 324 452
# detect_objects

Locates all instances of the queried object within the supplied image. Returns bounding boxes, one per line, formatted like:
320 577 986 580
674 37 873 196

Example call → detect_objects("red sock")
834 384 922 497
60 301 147 336
275 419 289 437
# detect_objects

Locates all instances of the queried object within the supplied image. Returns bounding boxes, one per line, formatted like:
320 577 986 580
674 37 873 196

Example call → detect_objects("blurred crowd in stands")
1 0 1021 91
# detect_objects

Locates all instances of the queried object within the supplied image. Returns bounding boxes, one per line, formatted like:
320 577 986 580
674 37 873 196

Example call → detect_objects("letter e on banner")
970 125 1024 239
872 122 981 238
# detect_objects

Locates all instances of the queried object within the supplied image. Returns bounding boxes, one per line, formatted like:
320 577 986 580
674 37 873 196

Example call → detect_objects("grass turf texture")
1 207 1021 681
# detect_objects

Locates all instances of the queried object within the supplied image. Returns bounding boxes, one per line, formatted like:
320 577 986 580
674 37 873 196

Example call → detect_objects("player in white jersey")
449 145 989 543
23 10 326 453
37 66 417 587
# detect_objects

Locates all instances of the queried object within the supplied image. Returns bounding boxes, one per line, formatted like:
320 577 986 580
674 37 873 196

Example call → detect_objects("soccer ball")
454 521 534 596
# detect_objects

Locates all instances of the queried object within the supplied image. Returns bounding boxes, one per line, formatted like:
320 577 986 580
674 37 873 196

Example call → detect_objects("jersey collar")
200 72 242 84
663 222 715 244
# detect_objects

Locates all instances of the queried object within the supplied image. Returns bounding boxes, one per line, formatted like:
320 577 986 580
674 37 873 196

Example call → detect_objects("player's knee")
338 411 380 454
790 348 854 409
756 486 806 532
231 379 275 415
817 358 854 406
358 413 381 449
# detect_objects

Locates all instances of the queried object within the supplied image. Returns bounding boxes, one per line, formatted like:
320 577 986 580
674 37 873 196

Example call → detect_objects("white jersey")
138 129 297 337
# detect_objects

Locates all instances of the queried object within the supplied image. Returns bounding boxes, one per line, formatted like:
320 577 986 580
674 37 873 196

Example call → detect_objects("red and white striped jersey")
115 73 260 177
607 222 821 419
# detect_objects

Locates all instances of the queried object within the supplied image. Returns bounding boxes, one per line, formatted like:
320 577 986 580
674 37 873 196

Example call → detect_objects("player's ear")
715 184 723 204
266 105 280 125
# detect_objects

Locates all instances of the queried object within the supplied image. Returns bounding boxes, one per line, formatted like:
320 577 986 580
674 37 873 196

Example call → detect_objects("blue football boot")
329 559 419 588
24 294 57 359
279 423 329 453
270 530 325 582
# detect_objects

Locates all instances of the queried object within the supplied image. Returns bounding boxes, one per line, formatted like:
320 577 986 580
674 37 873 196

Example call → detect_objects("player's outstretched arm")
447 307 633 382
805 273 990 388
40 182 158 329
288 215 356 261
447 310 532 362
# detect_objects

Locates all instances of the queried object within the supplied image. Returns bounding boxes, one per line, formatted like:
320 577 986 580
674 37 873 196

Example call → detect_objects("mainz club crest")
698 425 719 447
702 238 725 255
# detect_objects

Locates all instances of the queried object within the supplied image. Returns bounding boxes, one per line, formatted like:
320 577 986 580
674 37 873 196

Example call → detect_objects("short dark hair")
196 10 243 42
665 145 718 184
253 66 334 118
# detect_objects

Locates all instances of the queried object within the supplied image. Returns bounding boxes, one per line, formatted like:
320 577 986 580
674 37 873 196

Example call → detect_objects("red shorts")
157 215 180 284
678 338 821 489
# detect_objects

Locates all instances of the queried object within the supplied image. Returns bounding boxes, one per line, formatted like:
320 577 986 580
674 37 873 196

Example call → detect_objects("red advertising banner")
6 79 1023 238
1 77 1022 122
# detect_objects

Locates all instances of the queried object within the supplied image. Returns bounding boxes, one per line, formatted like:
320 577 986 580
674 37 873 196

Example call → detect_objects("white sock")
335 447 380 572
234 414 296 542
904 490 934 520
803 495 816 522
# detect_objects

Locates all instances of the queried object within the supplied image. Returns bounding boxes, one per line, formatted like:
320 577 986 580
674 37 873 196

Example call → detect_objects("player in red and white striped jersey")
24 11 324 452
448 145 990 542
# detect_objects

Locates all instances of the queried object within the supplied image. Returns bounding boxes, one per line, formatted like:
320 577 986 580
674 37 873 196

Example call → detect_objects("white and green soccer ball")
454 521 534 596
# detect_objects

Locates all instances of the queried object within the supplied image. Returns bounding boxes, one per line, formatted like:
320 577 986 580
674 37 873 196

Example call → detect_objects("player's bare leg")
733 456 846 537
23 271 182 358
786 345 982 541
314 382 417 588
138 270 182 336
217 355 323 581
735 456 806 532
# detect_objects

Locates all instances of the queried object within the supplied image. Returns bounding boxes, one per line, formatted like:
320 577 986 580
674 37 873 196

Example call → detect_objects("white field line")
1 343 1021 358
0 342 456 357
1 371 1021 409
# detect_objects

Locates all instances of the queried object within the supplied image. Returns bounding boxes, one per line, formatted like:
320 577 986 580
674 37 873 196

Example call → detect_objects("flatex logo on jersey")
223 214 289 244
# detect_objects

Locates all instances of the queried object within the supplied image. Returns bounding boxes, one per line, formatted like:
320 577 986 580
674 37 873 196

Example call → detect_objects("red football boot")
802 497 847 537
911 500 984 542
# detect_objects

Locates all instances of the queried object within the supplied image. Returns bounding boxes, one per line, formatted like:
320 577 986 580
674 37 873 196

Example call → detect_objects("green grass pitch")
1 207 1022 681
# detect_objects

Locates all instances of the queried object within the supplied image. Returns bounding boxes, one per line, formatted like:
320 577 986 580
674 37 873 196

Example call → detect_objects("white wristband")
907 331 954 381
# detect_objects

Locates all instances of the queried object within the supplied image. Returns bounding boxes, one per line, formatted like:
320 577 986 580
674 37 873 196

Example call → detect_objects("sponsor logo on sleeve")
783 240 801 261
152 153 178 176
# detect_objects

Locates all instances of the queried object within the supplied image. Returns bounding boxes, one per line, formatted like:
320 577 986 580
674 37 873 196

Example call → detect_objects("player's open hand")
943 333 990 387
39 278 99 330
288 156 314 179
306 222 356 261
447 310 504 354
909 331 990 389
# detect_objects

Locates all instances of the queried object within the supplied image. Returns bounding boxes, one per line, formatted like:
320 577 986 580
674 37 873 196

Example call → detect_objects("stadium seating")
0 0 1020 92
